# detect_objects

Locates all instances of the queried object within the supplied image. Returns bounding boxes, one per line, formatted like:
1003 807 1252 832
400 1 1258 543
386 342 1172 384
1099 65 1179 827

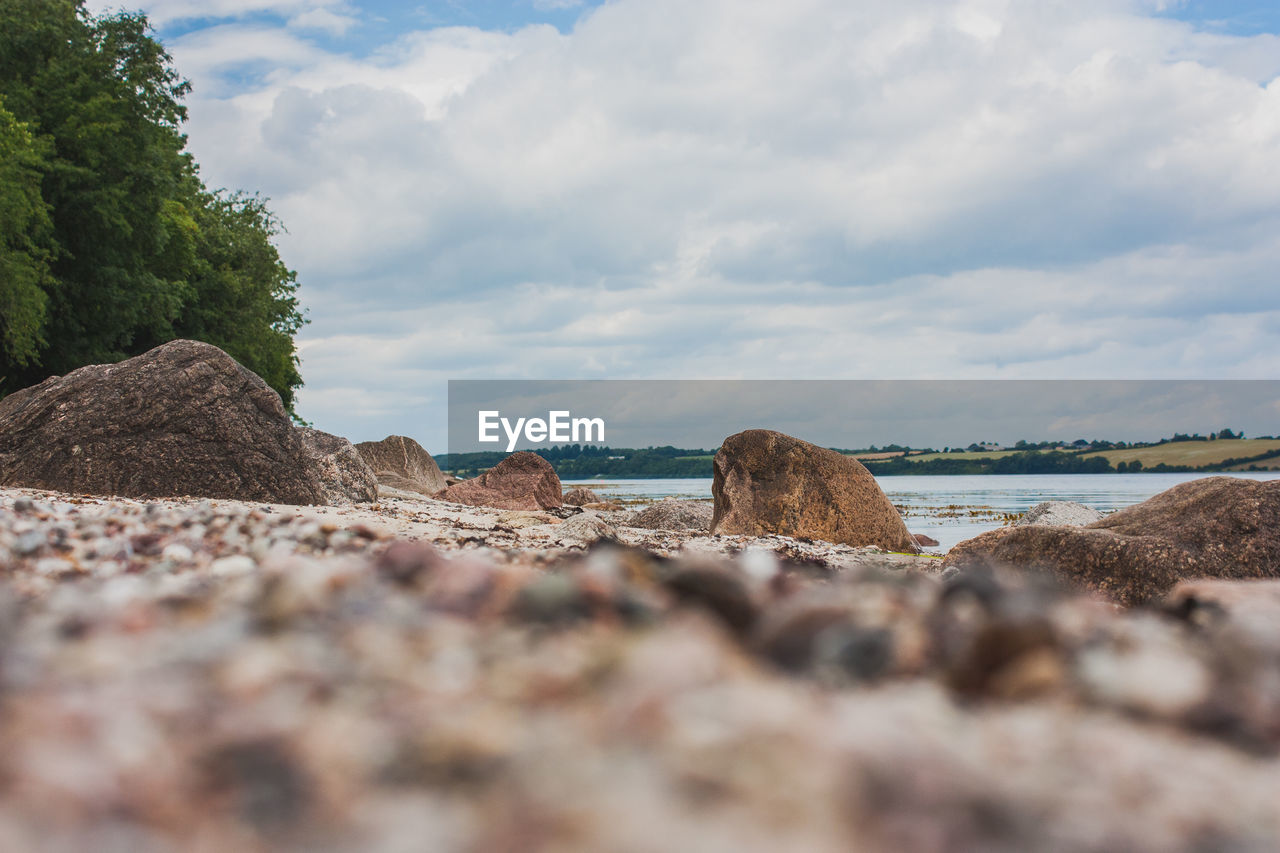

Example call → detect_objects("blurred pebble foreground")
1 488 1279 853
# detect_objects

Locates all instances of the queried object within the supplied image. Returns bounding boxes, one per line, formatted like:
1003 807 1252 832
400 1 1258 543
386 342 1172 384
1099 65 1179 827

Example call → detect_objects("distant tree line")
436 445 716 479
862 451 1115 476
0 0 305 410
435 432 1280 479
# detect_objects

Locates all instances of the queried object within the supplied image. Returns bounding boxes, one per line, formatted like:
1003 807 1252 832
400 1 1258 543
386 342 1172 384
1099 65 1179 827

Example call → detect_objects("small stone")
210 555 257 577
562 487 602 506
510 573 589 624
15 530 45 556
162 542 195 563
495 511 558 530
376 542 440 586
1077 619 1212 718
946 612 1059 699
815 624 895 682
35 557 77 576
351 524 380 540
555 513 618 545
663 567 758 636
755 606 853 672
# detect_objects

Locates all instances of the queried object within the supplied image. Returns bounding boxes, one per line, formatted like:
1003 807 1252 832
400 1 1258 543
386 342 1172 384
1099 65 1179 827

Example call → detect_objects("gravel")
0 486 1278 851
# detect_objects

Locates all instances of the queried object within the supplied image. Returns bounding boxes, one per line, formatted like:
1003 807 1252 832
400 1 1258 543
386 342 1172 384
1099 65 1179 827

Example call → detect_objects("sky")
84 0 1280 452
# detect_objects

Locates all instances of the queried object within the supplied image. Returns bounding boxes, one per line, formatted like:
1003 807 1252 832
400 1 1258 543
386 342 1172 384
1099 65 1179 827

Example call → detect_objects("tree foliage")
0 98 52 368
0 0 305 409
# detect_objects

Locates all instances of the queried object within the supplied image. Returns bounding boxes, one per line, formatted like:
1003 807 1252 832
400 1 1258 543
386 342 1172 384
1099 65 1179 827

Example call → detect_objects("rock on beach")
944 477 1280 605
299 427 379 504
1014 500 1106 527
562 487 602 506
0 339 330 505
355 434 448 497
437 451 563 510
711 429 917 552
628 499 714 531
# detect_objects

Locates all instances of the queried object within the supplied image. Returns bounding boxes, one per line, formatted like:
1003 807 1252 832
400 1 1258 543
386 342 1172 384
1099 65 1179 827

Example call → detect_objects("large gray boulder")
299 427 378 504
1014 501 1105 527
355 435 447 497
0 340 328 504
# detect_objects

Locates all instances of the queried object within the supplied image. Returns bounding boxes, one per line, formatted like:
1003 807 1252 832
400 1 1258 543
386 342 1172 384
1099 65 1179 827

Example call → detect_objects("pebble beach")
3 484 1280 852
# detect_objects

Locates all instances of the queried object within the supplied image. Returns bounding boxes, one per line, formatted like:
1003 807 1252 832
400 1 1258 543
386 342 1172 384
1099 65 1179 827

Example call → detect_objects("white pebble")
162 543 194 563
210 555 257 577
35 557 76 576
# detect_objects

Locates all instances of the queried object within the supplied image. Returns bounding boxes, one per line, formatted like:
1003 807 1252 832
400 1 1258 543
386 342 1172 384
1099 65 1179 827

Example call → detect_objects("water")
561 472 1280 550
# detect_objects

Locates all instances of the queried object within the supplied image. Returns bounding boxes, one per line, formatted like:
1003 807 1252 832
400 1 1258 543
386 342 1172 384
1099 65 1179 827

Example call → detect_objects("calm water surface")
561 472 1280 550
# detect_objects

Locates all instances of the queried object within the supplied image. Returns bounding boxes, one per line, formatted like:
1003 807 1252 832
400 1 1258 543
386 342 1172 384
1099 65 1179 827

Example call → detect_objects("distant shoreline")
440 436 1280 479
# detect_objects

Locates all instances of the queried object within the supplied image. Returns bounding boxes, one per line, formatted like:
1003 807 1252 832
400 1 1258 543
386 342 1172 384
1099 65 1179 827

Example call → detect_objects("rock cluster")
711 429 917 552
945 477 1280 604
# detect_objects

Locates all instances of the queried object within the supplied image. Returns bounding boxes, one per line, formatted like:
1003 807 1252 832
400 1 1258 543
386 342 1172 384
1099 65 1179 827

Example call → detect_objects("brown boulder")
562 487 602 506
943 477 1280 606
436 452 562 510
0 340 326 504
710 429 916 552
354 435 447 497
299 428 378 504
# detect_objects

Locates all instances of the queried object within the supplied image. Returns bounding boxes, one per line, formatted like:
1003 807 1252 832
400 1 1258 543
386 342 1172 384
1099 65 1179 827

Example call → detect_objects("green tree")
174 191 305 408
0 98 53 372
0 0 306 410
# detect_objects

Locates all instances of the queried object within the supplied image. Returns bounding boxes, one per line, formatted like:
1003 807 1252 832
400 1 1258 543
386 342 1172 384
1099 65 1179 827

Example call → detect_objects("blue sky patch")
1159 0 1280 36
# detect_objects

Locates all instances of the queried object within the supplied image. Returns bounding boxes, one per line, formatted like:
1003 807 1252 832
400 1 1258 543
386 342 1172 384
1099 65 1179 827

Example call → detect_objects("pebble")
210 555 257 577
161 542 194 563
15 530 45 556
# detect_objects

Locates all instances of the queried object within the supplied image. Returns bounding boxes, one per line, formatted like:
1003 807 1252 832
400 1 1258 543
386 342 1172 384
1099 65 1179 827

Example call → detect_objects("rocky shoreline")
3 342 1280 850
2 483 1280 851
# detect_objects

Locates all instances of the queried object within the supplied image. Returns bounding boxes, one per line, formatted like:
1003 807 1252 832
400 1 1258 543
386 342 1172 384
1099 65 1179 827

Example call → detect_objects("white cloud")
87 0 355 27
113 0 1280 446
288 8 359 36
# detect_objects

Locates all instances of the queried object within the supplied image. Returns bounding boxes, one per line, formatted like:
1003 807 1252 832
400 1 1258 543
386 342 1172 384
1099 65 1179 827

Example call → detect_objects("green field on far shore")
891 448 1056 463
1081 439 1280 469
